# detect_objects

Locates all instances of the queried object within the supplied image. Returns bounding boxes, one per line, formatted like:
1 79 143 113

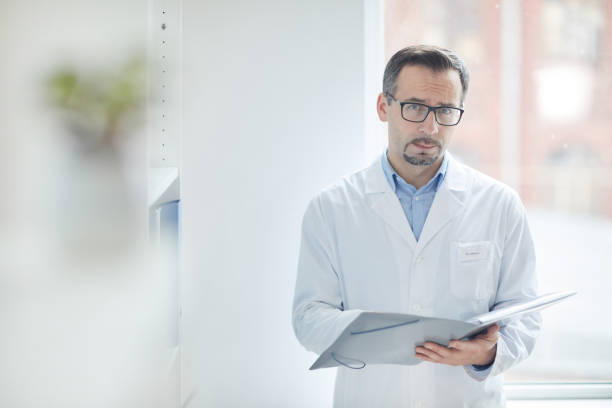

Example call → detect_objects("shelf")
148 166 179 208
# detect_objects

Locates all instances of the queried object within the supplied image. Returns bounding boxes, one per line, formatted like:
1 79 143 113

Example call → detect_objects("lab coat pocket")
450 241 493 301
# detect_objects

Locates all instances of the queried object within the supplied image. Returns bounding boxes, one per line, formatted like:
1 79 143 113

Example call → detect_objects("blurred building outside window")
383 0 612 398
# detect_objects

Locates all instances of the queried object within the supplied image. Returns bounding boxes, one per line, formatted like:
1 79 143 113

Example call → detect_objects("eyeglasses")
385 93 464 126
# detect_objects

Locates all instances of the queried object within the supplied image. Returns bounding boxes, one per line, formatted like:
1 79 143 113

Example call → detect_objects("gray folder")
310 291 576 370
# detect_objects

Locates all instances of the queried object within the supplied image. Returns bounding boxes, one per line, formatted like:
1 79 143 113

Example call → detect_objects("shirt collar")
381 149 449 194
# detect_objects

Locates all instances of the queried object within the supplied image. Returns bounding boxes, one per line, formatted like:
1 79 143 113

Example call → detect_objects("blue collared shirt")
381 151 449 241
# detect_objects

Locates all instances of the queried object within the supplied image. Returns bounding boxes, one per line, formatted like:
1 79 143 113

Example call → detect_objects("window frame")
505 382 612 400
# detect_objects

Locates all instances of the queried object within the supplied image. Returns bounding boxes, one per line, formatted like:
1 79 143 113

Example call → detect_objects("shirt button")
412 304 421 312
414 400 422 408
415 256 423 264
415 196 420 201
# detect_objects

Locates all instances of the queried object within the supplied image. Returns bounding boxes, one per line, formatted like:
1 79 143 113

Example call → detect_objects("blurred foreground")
0 1 177 407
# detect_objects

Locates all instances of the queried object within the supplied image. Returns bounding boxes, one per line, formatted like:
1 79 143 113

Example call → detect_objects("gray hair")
383 45 470 105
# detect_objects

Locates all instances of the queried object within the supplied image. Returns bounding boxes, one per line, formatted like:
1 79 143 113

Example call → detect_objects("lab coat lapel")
370 193 418 249
415 156 469 254
364 158 418 249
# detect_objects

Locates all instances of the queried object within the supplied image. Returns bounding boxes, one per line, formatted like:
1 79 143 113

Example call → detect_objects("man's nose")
419 110 438 135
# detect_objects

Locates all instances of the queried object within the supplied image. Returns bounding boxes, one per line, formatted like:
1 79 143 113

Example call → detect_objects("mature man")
292 45 541 407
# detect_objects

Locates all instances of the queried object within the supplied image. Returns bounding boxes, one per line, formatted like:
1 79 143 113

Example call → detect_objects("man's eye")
406 104 422 111
439 107 452 115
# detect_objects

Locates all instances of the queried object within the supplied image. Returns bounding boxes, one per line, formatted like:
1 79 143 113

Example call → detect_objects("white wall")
181 1 368 406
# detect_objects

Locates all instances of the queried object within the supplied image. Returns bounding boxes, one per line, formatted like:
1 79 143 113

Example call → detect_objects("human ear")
376 92 388 122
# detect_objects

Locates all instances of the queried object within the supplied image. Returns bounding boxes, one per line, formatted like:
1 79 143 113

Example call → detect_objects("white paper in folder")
309 291 576 370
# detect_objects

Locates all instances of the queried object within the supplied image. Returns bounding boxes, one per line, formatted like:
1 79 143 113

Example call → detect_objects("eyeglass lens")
402 103 461 125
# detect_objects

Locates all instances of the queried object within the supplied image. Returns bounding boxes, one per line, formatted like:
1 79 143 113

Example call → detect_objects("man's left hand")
414 324 499 367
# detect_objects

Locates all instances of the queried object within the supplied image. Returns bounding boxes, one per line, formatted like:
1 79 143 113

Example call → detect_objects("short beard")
402 153 439 166
402 138 441 166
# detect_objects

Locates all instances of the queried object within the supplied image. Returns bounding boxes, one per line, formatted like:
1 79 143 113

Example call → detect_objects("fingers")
415 349 442 362
415 342 452 362
425 342 453 357
448 339 468 350
449 330 497 351
415 352 435 363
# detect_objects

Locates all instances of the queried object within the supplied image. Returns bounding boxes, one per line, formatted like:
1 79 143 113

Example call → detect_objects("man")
292 45 540 407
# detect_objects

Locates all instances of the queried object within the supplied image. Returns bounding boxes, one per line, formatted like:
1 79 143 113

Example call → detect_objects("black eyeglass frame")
385 92 465 126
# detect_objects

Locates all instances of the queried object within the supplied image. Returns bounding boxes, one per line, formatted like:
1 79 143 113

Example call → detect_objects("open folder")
310 291 576 370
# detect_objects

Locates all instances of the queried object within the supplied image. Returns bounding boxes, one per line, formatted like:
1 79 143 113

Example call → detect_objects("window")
383 0 612 401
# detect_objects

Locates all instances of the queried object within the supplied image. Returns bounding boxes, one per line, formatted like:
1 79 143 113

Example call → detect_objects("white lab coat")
292 153 541 408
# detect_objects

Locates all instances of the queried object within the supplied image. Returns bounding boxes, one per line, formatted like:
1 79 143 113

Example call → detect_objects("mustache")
404 138 441 150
